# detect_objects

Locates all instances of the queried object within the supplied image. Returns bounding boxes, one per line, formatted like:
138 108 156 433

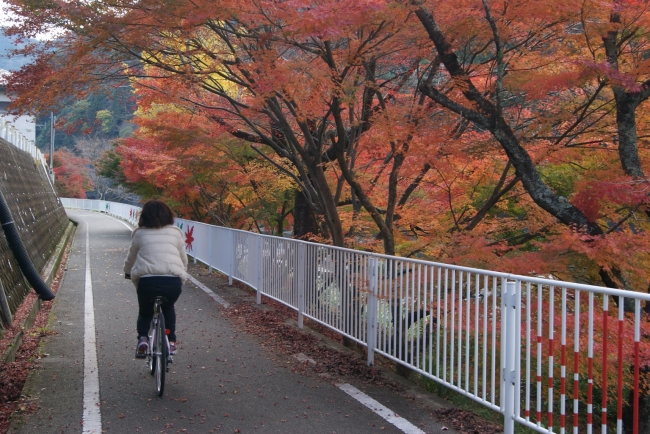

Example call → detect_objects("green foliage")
95 110 114 134
539 163 582 198
471 182 527 220
95 145 125 181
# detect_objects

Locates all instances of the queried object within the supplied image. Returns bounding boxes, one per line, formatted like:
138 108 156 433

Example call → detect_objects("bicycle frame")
149 297 174 362
147 297 173 396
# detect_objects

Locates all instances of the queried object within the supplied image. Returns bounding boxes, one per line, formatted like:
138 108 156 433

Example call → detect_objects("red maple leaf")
185 226 194 251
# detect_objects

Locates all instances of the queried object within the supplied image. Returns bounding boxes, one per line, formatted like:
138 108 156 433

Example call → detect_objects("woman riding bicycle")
124 199 188 358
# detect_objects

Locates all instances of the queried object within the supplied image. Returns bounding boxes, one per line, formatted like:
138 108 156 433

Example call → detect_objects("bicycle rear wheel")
148 320 156 376
155 311 167 397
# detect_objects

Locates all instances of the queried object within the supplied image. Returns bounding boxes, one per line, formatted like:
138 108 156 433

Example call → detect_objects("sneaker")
135 337 148 358
169 342 177 355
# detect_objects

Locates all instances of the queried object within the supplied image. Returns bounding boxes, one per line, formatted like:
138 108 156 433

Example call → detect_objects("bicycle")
147 296 173 397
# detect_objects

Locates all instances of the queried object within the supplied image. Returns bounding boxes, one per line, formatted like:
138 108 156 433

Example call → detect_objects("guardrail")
62 198 649 434
1 120 47 167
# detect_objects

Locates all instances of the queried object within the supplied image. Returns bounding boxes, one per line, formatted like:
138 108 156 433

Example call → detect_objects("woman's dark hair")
138 200 175 228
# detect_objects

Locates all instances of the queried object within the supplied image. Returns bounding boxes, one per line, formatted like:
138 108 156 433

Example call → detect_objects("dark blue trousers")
136 276 182 341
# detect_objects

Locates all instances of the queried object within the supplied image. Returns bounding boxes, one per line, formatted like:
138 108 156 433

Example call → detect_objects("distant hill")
0 30 36 71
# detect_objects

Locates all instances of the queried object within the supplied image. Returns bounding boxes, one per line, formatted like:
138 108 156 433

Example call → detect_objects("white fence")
62 198 650 434
1 120 47 166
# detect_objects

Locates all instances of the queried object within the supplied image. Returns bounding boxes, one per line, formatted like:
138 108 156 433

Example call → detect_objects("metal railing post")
503 280 517 434
256 235 262 305
297 243 305 329
366 256 378 367
208 226 213 274
192 222 197 265
228 230 234 286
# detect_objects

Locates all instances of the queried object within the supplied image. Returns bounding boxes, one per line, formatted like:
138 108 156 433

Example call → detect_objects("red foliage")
572 178 648 222
2 0 650 289
50 148 93 199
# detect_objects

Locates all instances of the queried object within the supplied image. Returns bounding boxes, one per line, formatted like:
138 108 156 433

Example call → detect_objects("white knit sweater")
124 225 188 287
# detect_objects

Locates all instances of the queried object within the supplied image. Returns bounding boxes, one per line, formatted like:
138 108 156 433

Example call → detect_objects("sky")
1 0 61 40
0 0 13 27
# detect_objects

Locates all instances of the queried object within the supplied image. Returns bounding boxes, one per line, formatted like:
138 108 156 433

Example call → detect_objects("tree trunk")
293 190 319 238
603 15 646 178
638 394 650 434
334 142 396 254
624 369 650 433
310 167 346 247
276 211 284 236
383 151 405 255
613 92 644 177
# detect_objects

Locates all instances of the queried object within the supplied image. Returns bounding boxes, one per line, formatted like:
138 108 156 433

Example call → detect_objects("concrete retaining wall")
0 138 69 329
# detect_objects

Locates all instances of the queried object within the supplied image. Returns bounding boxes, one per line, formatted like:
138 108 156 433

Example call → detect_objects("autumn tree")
403 1 650 428
4 0 444 254
76 139 139 203
49 148 93 198
4 0 650 279
115 92 296 231
402 0 650 285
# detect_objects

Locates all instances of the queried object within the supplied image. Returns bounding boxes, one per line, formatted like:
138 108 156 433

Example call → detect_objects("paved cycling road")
8 211 459 434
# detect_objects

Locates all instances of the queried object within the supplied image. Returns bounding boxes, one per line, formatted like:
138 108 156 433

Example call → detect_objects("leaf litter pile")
225 299 396 387
0 244 70 434
223 280 502 434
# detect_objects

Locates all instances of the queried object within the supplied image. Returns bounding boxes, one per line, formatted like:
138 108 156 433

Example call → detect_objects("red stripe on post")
587 357 594 425
602 309 608 429
560 344 566 429
617 316 624 426
548 337 554 429
574 352 579 430
634 341 640 434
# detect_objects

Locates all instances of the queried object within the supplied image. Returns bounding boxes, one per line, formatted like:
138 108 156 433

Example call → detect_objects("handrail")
0 120 48 167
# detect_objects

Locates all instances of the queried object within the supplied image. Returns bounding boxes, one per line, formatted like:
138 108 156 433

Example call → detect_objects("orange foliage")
118 87 294 230
2 0 650 292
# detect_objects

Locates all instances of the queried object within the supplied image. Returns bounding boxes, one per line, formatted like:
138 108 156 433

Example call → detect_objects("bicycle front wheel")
155 311 167 397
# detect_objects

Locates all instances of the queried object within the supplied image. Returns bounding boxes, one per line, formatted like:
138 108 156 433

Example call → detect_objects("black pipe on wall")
0 189 55 301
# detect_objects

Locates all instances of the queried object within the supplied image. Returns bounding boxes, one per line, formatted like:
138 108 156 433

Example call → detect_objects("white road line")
105 214 135 232
82 221 102 433
188 275 231 308
337 383 425 434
